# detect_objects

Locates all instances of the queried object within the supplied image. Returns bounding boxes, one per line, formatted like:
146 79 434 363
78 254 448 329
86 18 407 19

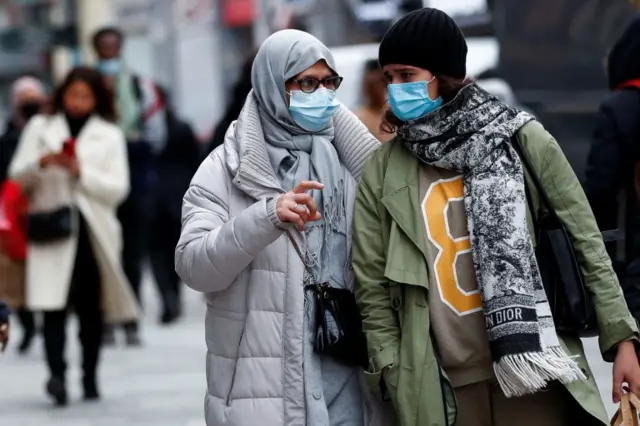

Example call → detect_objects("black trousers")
17 308 35 335
117 194 152 322
149 209 181 315
43 217 102 381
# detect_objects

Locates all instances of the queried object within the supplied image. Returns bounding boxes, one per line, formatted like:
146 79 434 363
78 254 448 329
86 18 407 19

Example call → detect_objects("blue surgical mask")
388 78 443 121
288 88 339 132
98 58 122 76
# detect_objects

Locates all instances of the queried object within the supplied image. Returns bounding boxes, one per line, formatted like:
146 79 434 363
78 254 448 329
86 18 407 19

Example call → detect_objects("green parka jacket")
352 120 638 426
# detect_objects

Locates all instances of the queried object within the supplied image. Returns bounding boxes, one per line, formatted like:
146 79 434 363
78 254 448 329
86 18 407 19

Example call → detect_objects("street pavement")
0 271 623 425
0 272 207 426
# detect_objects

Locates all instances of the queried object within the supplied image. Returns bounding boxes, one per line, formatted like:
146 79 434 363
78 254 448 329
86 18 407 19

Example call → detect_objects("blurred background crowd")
1 0 640 423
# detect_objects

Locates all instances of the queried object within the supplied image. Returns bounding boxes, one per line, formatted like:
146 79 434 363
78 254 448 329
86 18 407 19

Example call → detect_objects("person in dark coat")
0 76 46 355
585 14 640 315
150 87 200 324
205 52 256 155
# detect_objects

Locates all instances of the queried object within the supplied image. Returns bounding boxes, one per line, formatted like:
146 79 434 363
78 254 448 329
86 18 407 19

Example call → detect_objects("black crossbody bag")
287 232 369 368
512 135 598 337
27 206 73 243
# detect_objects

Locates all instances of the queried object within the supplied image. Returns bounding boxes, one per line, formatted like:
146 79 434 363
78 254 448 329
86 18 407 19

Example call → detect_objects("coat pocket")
225 328 244 406
388 282 404 330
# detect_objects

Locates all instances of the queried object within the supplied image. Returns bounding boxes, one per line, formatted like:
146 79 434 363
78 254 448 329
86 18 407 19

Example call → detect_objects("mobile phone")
62 138 76 157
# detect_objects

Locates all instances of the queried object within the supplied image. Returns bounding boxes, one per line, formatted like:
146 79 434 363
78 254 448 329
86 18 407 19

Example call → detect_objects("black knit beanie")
379 8 468 79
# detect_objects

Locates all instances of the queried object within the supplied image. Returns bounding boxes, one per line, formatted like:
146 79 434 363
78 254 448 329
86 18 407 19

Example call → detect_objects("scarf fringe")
494 346 586 398
303 179 345 281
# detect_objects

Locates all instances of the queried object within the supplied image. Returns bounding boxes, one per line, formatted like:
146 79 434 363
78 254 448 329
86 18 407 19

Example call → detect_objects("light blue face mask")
98 58 122 76
388 77 443 121
288 88 339 132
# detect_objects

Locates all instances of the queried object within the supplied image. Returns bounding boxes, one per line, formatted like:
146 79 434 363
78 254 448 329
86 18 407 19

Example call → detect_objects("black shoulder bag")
27 206 73 243
512 135 598 337
287 232 369 368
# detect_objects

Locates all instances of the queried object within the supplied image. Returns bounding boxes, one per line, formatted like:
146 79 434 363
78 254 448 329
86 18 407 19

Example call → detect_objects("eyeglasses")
290 76 344 93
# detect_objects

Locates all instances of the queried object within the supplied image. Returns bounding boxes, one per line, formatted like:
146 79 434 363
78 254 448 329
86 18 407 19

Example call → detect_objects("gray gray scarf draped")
251 29 348 287
400 83 585 397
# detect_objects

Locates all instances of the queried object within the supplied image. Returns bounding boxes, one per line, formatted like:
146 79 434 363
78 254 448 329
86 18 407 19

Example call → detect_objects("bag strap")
510 134 557 218
286 231 314 276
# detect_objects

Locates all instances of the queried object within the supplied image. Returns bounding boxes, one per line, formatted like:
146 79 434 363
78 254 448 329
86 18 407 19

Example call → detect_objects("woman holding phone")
9 67 139 406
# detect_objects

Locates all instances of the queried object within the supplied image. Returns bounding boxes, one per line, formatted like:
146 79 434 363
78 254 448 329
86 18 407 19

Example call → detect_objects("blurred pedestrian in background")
355 59 393 142
205 52 256 156
585 14 640 319
93 26 166 346
353 8 640 426
8 67 139 406
149 86 200 325
0 76 47 355
1 76 47 183
0 300 9 353
176 30 391 426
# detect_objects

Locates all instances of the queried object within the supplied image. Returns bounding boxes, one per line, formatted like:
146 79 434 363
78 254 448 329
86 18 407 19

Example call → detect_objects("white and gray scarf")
399 83 586 397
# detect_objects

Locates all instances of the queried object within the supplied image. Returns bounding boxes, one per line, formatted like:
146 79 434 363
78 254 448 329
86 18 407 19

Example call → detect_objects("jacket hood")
608 14 640 90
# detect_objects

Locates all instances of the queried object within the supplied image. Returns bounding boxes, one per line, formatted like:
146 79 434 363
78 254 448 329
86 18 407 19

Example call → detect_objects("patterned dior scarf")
399 83 586 397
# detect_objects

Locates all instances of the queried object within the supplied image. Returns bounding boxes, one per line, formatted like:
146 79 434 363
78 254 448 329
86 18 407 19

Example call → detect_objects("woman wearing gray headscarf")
176 30 391 426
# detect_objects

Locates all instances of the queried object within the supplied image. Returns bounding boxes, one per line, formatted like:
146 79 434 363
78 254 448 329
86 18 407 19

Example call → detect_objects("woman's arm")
175 152 284 293
8 116 47 187
520 121 638 359
352 161 401 394
77 127 130 207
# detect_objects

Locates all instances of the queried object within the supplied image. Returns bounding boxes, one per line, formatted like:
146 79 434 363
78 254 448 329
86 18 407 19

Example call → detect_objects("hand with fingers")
613 340 640 403
276 180 324 231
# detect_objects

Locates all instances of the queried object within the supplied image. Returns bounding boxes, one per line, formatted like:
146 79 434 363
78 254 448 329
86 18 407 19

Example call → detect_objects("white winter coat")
176 95 396 426
9 114 139 323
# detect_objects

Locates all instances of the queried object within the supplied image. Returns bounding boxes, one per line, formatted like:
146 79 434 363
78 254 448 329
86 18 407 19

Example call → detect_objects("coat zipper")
225 328 245 406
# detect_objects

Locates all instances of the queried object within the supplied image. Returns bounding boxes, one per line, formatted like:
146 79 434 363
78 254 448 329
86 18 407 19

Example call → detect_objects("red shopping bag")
0 180 28 260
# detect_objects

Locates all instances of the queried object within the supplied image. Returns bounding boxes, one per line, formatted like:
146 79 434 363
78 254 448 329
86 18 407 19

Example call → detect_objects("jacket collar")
41 113 103 150
381 139 428 259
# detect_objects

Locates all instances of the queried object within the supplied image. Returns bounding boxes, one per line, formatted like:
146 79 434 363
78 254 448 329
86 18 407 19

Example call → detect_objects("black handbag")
512 135 598 337
287 232 369 368
27 206 73 243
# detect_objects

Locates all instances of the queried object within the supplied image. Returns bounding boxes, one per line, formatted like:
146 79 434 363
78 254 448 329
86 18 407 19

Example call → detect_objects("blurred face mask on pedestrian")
16 88 45 121
285 60 341 132
383 64 443 121
19 101 43 121
97 58 122 76
63 80 96 118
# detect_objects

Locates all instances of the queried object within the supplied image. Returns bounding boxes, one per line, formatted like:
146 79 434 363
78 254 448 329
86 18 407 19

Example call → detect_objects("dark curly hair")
381 75 474 134
52 66 116 122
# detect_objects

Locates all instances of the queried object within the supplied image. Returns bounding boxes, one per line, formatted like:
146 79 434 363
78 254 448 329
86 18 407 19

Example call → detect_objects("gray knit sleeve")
266 196 291 230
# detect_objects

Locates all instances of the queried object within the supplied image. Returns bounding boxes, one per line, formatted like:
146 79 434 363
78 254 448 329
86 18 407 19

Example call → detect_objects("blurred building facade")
0 0 404 135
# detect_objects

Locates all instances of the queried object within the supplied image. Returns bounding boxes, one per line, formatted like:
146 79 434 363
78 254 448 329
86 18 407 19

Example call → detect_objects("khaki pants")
454 380 590 426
